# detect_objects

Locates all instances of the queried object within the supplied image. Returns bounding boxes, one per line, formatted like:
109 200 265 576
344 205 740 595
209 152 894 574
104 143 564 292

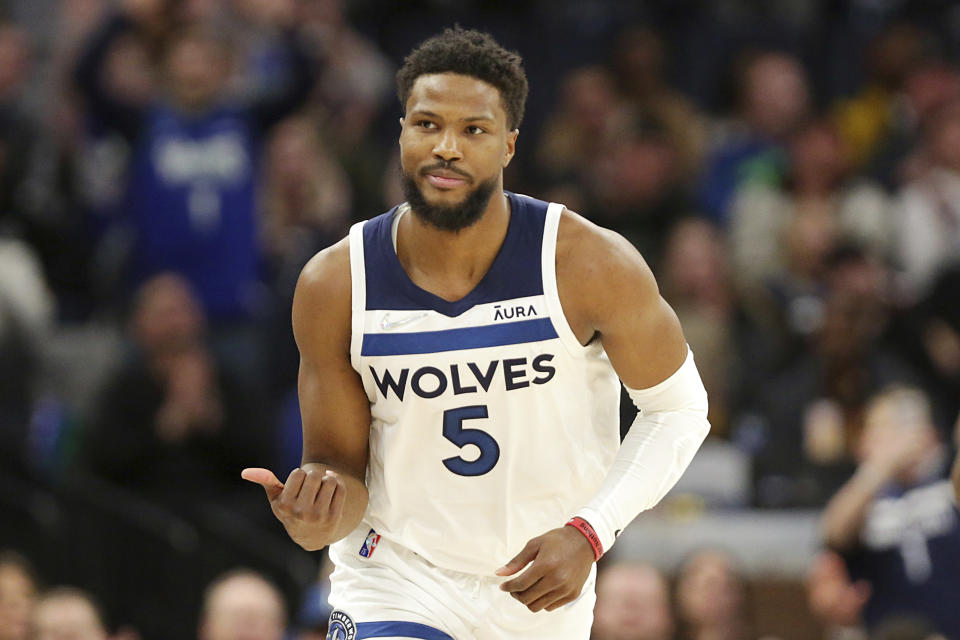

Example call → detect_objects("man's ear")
503 129 519 168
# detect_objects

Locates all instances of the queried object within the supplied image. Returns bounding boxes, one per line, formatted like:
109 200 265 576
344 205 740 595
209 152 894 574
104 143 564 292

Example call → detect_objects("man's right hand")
241 467 346 551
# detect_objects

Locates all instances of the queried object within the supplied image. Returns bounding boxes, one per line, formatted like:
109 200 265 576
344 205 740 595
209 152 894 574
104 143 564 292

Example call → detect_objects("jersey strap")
541 202 589 356
348 220 368 371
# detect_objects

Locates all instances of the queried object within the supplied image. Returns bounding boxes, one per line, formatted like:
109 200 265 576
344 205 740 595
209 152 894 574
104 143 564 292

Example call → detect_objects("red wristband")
565 517 603 561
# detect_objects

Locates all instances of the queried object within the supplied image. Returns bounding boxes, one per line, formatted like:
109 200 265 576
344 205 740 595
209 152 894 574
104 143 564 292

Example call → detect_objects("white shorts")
327 525 596 640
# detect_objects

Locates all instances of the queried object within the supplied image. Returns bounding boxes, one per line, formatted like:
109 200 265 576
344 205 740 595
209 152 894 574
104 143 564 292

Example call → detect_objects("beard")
401 166 498 232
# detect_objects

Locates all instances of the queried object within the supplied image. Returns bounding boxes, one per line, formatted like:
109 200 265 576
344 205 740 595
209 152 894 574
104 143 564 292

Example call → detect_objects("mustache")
419 162 472 181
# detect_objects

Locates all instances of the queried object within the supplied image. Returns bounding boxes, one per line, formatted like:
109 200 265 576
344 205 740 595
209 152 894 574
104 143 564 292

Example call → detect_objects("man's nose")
433 128 463 162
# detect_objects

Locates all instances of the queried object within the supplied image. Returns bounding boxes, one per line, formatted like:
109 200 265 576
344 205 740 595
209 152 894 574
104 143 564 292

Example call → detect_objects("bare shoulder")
555 208 686 387
292 236 352 355
555 208 660 335
296 236 351 297
556 208 658 290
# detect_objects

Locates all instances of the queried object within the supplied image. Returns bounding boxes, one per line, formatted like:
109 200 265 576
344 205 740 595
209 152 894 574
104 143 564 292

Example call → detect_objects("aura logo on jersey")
369 354 556 401
492 303 537 321
327 610 356 640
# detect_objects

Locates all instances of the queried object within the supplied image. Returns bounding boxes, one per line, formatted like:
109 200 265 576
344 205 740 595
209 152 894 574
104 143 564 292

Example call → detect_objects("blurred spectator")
699 50 810 224
660 218 738 436
260 115 351 406
536 66 633 188
892 266 960 432
749 246 914 507
729 118 891 307
72 0 316 366
866 62 960 192
591 563 674 640
821 386 960 637
608 27 707 179
81 273 272 512
892 97 960 299
0 21 81 317
832 24 932 170
0 238 54 476
866 59 960 192
675 549 751 640
0 551 38 640
29 587 109 640
262 117 351 266
198 569 285 640
584 115 690 267
0 21 37 232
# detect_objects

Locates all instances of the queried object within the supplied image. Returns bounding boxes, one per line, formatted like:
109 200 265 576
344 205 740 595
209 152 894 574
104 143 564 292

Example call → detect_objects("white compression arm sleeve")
575 347 710 552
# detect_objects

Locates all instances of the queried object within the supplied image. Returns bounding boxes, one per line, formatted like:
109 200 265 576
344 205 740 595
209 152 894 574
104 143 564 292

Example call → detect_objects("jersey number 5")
442 406 500 476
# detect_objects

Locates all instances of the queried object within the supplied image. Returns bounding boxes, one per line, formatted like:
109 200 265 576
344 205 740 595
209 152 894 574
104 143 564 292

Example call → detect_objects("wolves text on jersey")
370 354 557 401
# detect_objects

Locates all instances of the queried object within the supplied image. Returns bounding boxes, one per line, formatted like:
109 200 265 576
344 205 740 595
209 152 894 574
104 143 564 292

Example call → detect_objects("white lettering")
154 132 249 185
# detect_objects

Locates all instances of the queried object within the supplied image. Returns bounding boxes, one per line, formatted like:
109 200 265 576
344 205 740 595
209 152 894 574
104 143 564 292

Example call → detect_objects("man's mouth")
425 174 467 188
421 164 471 190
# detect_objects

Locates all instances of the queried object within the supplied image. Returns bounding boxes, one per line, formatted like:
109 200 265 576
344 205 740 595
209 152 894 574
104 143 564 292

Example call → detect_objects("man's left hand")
496 526 595 612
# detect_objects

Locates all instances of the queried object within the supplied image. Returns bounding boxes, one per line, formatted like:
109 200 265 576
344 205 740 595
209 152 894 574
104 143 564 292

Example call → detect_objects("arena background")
1 0 959 638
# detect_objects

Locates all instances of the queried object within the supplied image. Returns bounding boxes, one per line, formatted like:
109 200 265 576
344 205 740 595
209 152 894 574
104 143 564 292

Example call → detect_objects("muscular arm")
293 238 370 539
557 211 687 385
499 210 709 611
561 210 708 538
244 238 370 550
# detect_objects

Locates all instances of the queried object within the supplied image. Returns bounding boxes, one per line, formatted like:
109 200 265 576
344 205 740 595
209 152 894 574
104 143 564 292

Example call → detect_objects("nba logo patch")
327 610 356 640
359 528 380 558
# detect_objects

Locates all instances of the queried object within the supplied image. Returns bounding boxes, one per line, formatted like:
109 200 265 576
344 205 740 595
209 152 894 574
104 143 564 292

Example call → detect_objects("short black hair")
396 26 528 130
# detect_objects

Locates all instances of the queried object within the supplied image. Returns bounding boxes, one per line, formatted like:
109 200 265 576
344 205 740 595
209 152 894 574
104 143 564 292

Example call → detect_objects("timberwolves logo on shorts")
327 610 356 640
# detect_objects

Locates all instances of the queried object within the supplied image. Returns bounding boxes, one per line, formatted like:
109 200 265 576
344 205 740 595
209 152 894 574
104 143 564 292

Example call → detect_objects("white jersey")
331 193 621 576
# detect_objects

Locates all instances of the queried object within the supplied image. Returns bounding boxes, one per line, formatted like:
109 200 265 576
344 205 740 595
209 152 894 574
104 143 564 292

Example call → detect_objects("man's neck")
397 190 511 302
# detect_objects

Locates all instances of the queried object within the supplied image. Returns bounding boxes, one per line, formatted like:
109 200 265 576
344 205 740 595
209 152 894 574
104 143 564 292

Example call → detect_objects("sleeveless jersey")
335 193 621 576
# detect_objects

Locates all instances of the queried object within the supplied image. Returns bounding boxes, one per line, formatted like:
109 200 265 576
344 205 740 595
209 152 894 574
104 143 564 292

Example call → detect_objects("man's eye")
416 121 437 129
467 126 485 134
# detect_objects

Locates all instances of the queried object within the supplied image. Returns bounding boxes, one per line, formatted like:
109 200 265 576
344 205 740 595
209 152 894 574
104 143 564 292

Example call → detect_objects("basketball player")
243 27 710 639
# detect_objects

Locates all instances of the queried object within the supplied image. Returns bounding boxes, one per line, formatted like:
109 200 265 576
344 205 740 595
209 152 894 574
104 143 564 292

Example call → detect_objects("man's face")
399 72 517 231
132 274 205 354
593 566 673 640
165 36 227 112
199 576 285 640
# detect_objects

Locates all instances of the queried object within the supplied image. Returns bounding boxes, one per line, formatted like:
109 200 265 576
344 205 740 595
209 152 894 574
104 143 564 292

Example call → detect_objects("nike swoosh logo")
380 312 428 331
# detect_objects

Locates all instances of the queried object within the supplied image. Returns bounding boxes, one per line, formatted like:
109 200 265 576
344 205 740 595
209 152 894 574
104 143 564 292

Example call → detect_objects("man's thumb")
495 540 538 576
241 468 284 500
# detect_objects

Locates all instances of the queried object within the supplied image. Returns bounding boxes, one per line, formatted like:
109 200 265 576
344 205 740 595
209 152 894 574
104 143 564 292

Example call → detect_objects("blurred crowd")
1 0 959 638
